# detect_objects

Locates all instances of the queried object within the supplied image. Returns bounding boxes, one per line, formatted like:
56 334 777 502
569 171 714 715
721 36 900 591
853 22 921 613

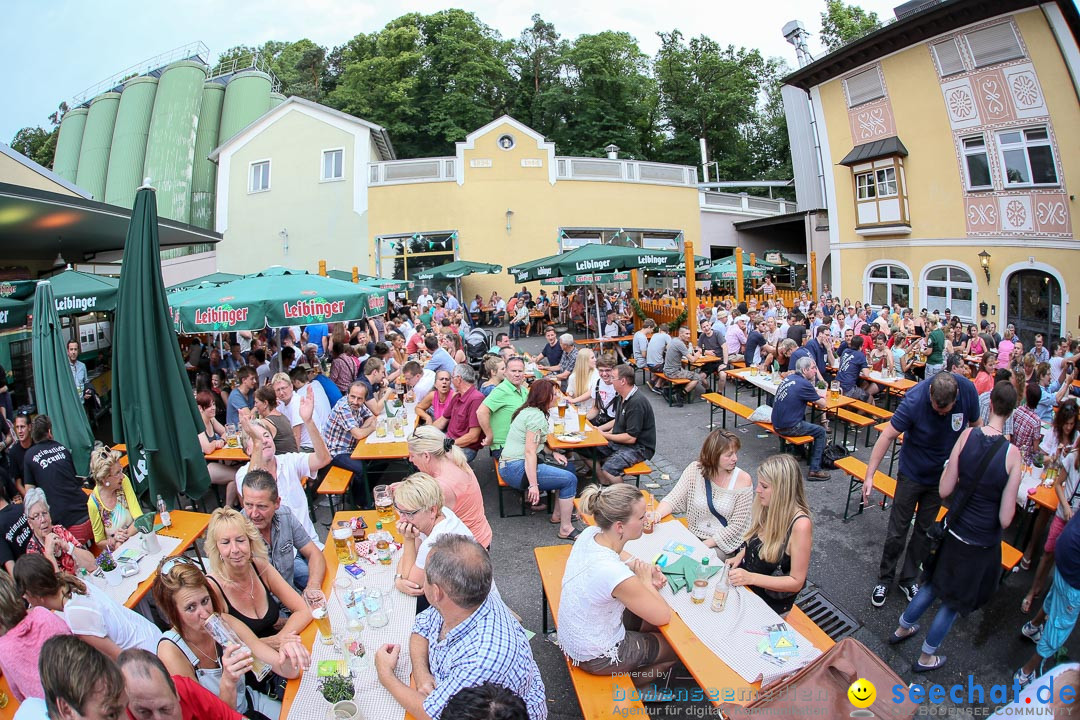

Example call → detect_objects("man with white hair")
554 334 578 391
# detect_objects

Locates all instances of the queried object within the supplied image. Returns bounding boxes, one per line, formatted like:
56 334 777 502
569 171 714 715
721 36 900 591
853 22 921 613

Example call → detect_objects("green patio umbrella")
540 271 631 286
707 258 767 280
326 269 413 292
165 272 242 293
168 266 387 333
112 186 211 503
508 243 709 282
31 281 95 474
45 269 119 315
0 297 29 329
413 260 503 281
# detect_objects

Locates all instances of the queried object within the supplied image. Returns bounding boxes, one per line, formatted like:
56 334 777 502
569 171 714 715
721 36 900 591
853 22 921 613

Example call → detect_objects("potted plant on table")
96 549 122 587
319 672 360 720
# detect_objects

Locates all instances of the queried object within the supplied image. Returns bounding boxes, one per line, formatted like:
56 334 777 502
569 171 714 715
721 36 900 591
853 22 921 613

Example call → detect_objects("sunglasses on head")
160 555 197 577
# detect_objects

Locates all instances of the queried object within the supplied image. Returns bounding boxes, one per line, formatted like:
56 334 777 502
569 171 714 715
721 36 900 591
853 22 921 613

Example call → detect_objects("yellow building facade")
785 0 1080 344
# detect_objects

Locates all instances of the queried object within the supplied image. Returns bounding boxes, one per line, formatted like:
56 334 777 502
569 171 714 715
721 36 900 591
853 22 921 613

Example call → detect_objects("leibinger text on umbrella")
194 306 250 326
55 295 96 313
574 259 612 271
367 295 386 312
283 299 346 320
0 311 7 324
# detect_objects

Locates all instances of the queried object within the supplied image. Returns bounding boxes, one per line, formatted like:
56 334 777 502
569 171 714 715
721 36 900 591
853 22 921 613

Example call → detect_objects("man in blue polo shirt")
802 325 837 381
864 371 980 607
772 356 832 481
835 336 879 403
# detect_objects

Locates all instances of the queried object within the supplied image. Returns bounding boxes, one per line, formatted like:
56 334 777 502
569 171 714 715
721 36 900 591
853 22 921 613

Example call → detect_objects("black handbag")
924 434 1006 568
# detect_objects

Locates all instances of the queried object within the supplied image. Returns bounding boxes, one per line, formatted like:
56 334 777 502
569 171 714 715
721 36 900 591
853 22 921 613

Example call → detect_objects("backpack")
821 443 849 470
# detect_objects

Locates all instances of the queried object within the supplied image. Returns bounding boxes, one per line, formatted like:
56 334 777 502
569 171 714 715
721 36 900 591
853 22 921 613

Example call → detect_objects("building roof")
839 137 909 166
784 0 1080 91
0 142 92 199
209 96 396 162
0 181 220 262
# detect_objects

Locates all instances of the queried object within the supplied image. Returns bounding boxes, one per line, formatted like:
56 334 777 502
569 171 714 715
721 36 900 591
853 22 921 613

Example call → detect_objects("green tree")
329 10 512 156
10 102 67 170
556 31 657 158
820 0 882 52
507 15 572 141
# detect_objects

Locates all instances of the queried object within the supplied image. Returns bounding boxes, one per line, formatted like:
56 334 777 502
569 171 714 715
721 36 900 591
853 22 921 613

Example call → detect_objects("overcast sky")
4 0 905 142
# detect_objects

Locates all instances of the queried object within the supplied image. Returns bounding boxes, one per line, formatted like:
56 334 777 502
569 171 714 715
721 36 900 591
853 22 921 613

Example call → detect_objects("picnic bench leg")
843 475 864 522
541 584 550 636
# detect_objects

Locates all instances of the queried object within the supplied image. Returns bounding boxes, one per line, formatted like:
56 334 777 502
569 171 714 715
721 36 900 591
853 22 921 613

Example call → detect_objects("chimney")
604 144 619 160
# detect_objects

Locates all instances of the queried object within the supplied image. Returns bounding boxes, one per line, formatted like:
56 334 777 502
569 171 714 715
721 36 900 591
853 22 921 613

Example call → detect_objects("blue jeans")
899 581 958 655
461 447 478 463
331 453 368 507
925 363 943 380
293 553 310 592
776 420 827 472
499 458 578 499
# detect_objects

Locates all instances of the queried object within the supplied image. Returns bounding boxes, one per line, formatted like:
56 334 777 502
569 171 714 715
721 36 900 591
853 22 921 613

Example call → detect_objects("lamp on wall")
52 237 66 269
505 209 514 234
978 250 991 282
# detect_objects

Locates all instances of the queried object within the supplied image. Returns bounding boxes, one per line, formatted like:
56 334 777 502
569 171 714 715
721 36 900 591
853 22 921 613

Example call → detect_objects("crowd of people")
0 280 1077 720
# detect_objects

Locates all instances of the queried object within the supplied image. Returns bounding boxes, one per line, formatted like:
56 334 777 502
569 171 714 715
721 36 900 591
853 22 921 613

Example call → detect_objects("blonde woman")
392 472 477 612
726 454 813 616
204 509 310 648
252 385 297 454
406 426 492 548
480 356 505 397
566 348 598 406
87 445 145 552
557 484 676 680
650 429 753 559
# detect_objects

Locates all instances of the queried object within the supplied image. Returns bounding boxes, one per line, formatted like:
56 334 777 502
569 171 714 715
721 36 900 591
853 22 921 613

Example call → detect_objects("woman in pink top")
0 570 72 701
997 330 1015 370
416 370 452 425
406 426 493 548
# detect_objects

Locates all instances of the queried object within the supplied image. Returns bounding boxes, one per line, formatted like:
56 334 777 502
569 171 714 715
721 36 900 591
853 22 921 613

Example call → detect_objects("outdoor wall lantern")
978 250 991 282
505 209 514 234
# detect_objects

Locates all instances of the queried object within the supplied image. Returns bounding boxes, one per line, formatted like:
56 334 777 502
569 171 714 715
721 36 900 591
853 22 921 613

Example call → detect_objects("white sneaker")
1022 621 1043 643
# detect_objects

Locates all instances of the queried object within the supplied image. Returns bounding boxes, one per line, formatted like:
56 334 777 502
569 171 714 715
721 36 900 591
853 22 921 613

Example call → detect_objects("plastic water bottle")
156 495 172 528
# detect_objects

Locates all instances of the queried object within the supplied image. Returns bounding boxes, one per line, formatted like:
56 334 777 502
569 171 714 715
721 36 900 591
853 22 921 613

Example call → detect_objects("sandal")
912 655 947 673
888 624 920 645
558 528 582 541
1021 595 1039 614
1020 557 1032 571
550 514 580 524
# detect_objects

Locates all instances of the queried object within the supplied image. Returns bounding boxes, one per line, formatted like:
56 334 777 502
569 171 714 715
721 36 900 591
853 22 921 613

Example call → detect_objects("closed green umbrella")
31 281 95 474
413 260 502 281
112 186 210 503
326 269 413 292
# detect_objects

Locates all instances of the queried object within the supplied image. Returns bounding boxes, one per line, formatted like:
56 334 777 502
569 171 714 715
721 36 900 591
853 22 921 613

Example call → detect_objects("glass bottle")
691 558 710 604
711 564 729 612
375 521 391 565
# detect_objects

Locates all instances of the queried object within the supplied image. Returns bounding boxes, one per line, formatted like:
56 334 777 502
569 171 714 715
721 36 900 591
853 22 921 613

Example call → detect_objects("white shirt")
417 293 434 309
277 394 303 441
297 382 331 447
416 507 473 569
235 453 322 548
63 583 162 653
12 698 48 720
398 321 416 342
411 369 436 404
557 526 634 662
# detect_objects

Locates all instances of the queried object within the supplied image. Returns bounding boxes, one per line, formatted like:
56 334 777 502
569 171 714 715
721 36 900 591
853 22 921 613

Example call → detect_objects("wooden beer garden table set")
281 510 417 720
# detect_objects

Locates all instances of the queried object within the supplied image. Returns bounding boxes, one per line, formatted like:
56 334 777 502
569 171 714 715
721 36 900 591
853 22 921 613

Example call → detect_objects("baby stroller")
465 327 492 375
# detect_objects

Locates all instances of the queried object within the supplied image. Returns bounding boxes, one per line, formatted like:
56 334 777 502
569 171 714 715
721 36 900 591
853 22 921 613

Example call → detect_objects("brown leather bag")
720 637 920 719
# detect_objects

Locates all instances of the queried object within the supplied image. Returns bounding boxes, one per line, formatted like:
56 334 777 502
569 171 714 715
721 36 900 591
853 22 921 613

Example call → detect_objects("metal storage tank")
52 107 89 183
104 76 158 208
268 92 286 109
143 60 207 223
190 81 225 230
74 92 121 200
217 70 272 145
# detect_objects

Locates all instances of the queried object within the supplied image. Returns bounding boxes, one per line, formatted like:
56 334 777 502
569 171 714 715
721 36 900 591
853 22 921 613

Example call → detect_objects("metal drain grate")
795 587 861 641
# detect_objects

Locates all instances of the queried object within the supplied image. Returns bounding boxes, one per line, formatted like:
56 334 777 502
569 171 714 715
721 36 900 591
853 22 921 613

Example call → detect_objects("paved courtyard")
436 333 1078 718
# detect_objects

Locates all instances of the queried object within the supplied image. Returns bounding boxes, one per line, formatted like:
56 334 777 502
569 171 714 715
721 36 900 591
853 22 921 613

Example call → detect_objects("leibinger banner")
0 282 15 298
194 304 249 327
366 294 386 314
55 295 96 313
282 297 346 320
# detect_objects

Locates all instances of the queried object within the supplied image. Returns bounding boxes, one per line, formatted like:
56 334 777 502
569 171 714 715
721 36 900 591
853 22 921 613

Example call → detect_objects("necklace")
189 637 219 667
226 568 255 601
985 422 1005 434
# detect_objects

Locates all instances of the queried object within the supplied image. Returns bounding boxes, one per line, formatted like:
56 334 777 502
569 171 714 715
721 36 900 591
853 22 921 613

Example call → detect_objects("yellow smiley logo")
848 678 876 708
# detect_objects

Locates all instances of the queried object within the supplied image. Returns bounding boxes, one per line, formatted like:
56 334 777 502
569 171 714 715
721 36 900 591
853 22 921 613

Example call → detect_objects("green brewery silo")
217 69 271 146
52 107 89 184
143 60 207 223
104 76 158 208
190 81 225 229
268 92 286 109
74 92 121 200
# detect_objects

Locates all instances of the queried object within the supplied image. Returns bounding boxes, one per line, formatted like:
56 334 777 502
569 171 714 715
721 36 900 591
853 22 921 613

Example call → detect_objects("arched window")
866 263 911 308
922 265 975 321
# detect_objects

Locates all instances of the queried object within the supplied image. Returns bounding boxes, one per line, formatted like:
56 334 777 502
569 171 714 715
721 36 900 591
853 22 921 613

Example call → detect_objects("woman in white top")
566 348 598 406
14 552 161 659
650 429 753 559
558 484 676 679
392 472 476 613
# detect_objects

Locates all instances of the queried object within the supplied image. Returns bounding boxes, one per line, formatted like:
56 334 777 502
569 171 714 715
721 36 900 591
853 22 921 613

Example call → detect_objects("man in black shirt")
538 326 563 367
23 415 92 545
0 481 30 572
787 313 808 347
745 318 769 367
596 365 656 484
5 412 32 496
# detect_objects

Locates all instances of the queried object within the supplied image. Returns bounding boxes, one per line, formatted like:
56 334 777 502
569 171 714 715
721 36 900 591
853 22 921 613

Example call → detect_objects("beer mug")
374 486 394 520
829 381 840 402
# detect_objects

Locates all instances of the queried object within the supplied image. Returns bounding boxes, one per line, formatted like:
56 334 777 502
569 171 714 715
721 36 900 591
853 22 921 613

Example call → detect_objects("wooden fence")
637 291 805 328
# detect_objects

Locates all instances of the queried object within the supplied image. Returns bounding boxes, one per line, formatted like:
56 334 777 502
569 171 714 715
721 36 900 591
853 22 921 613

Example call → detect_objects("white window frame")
864 261 912 309
321 147 345 182
921 264 977 322
875 167 897 197
997 126 1058 188
855 172 876 200
931 38 966 77
965 22 1024 68
960 135 993 190
844 67 885 108
249 159 271 194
